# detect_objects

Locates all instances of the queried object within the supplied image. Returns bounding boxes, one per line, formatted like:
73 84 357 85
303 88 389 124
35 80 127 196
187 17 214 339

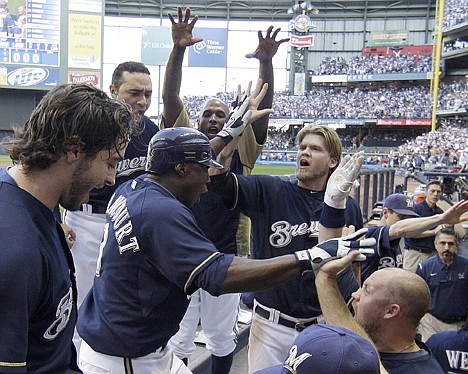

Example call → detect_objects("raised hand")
324 152 364 209
231 79 274 124
245 26 289 61
167 7 203 48
217 96 252 143
440 199 468 224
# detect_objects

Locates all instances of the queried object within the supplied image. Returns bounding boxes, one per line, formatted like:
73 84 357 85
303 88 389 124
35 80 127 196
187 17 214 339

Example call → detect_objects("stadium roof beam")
104 0 436 20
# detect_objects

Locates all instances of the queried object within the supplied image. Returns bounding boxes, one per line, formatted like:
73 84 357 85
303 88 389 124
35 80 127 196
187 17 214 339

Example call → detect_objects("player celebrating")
162 7 289 373
209 125 364 372
0 84 135 372
76 125 372 373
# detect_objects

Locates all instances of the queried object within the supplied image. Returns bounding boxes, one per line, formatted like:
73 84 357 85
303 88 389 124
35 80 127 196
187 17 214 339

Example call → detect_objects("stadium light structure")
287 1 318 95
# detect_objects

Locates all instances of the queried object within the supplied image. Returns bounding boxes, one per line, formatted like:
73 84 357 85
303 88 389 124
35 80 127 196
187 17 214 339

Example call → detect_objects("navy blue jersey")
380 342 444 373
416 255 468 322
192 151 243 254
88 116 159 207
405 200 443 252
0 169 80 373
218 173 363 318
77 175 234 358
426 330 468 373
361 225 403 282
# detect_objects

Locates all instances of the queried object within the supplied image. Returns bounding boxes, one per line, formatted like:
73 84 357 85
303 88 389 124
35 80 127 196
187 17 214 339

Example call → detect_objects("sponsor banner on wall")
68 70 101 87
68 13 102 69
311 74 347 83
370 30 409 47
313 118 365 126
362 45 433 57
376 119 431 126
69 0 103 12
289 34 314 48
4 66 59 87
294 72 305 95
141 26 172 66
348 72 429 82
188 28 228 68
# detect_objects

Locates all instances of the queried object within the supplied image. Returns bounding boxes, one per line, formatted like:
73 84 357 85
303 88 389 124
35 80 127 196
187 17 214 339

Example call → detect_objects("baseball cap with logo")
254 324 380 374
383 193 420 217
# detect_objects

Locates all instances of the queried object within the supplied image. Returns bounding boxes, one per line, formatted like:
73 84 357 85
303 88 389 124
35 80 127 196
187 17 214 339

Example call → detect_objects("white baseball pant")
168 289 240 359
63 209 106 358
80 340 192 374
247 300 323 373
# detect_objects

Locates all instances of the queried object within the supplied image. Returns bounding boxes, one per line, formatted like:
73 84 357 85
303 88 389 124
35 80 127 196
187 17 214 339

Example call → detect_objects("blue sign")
188 28 228 68
141 26 172 66
5 66 59 87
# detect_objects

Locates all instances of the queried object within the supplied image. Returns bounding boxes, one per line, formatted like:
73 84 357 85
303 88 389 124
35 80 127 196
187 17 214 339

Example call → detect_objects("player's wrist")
319 203 345 228
215 131 233 144
295 246 332 274
294 250 314 274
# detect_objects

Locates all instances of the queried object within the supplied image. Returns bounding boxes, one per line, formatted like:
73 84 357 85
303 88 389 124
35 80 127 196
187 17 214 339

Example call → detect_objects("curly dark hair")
111 61 150 89
2 83 137 173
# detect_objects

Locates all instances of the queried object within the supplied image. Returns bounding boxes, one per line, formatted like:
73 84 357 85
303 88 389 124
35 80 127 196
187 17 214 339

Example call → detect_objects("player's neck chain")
398 340 416 353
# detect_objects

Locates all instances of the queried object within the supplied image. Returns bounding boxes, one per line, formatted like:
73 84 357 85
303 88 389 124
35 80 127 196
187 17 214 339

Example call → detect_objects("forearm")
316 273 359 329
208 171 237 208
251 59 273 143
162 46 186 125
258 59 274 110
389 215 442 239
209 136 230 157
219 255 300 294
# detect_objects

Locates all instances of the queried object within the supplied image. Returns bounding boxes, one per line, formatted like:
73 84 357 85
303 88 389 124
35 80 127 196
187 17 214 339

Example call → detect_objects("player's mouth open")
207 126 219 135
299 159 310 167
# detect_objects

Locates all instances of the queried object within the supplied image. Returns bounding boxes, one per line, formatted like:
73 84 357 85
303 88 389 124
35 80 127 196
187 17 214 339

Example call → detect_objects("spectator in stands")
443 0 468 29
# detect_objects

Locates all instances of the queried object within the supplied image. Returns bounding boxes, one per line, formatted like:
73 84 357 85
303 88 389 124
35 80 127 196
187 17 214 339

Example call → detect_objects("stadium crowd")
313 53 433 76
183 80 467 121
395 119 468 171
443 0 468 29
261 118 468 173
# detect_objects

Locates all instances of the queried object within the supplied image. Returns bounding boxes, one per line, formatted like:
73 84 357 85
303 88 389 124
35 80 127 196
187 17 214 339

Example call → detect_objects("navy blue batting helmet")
145 127 223 174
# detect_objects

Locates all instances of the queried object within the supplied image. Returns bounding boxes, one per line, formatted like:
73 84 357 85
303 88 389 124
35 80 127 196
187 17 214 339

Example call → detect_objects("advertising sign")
188 28 228 68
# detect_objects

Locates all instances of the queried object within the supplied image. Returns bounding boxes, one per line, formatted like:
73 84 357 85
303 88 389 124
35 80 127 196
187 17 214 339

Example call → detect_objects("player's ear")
174 162 188 176
65 136 83 163
382 207 389 218
329 157 338 170
109 85 118 99
383 304 400 319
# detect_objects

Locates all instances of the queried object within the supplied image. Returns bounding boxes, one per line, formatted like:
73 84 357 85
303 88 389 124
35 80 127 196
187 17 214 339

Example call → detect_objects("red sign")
289 35 314 48
68 71 100 87
362 45 433 57
376 119 431 126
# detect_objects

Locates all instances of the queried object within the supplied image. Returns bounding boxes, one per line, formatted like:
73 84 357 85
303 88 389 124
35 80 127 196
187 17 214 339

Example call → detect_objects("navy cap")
383 193 419 217
254 324 380 374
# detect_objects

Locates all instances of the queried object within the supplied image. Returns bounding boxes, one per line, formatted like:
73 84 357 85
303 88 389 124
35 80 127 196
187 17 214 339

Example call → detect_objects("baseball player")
315 245 444 373
0 84 135 372
361 194 468 283
64 62 159 306
162 7 289 373
208 125 365 372
63 61 191 354
76 126 374 374
426 313 468 373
